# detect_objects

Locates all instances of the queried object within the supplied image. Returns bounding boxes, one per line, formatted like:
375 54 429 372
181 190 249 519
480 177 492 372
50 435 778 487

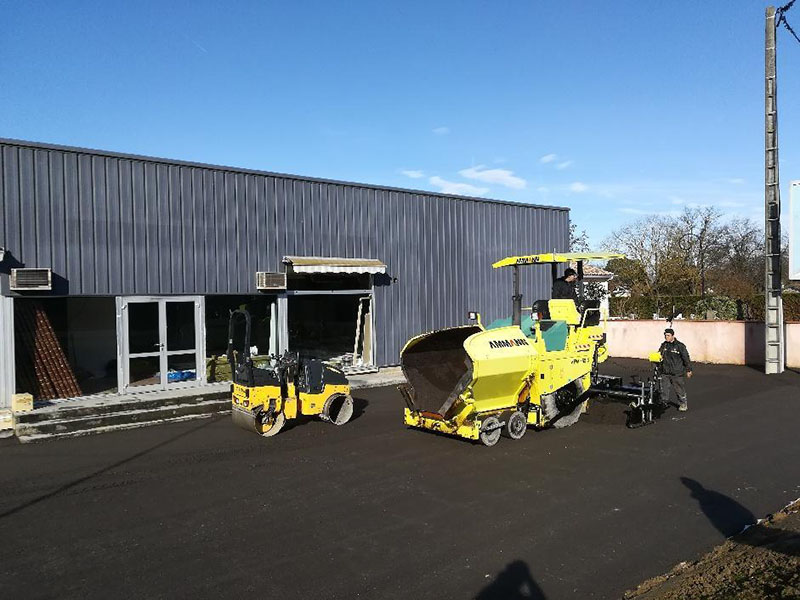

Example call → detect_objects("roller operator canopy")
283 256 387 274
492 252 625 268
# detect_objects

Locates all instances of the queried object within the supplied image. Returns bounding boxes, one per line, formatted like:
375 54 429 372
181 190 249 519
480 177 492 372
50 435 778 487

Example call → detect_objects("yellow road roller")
399 252 624 446
227 309 354 437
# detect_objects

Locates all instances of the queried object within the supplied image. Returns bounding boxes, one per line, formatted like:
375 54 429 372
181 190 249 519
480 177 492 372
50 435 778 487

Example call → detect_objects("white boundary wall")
606 320 800 368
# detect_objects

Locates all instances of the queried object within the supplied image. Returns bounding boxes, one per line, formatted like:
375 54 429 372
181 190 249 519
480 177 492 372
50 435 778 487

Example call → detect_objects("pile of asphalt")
625 499 800 599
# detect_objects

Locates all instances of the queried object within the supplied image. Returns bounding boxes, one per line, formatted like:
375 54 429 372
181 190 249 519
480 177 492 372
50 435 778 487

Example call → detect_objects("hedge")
609 294 800 321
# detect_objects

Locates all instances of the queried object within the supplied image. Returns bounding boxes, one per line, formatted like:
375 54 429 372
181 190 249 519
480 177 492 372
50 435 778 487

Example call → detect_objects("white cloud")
537 186 549 194
458 165 527 189
493 157 507 164
539 153 558 164
726 178 745 184
669 196 686 205
569 182 588 193
401 170 425 179
556 160 573 170
432 126 450 135
619 207 682 217
429 176 489 196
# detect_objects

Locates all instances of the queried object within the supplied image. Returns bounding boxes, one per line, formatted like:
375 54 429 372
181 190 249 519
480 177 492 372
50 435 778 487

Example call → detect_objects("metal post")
512 265 522 326
115 297 126 394
765 6 785 374
276 294 289 353
0 296 15 409
195 297 207 385
268 299 278 355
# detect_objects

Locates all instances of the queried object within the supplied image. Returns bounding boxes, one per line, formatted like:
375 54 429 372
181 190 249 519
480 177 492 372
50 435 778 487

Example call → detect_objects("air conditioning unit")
256 271 287 291
10 268 53 291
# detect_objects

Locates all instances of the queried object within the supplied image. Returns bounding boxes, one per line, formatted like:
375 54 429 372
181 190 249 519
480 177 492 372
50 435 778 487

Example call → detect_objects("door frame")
116 296 206 394
280 282 376 367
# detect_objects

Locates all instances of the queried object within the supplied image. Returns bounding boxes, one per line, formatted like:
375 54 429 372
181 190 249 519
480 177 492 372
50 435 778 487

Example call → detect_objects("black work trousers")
661 374 687 405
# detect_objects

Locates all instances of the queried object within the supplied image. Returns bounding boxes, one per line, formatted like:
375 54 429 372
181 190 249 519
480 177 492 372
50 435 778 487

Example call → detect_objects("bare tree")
603 214 677 300
604 208 791 319
673 207 723 297
569 222 591 252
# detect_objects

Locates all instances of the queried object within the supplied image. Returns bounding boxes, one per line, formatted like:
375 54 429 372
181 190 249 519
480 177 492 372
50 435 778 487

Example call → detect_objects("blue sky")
2 0 799 247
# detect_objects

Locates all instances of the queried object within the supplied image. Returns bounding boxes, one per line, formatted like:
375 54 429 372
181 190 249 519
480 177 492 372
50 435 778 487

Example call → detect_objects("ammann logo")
489 338 529 349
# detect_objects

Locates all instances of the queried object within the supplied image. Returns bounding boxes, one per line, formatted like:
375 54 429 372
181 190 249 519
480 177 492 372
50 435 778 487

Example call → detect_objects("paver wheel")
541 384 584 429
503 411 527 440
479 416 502 447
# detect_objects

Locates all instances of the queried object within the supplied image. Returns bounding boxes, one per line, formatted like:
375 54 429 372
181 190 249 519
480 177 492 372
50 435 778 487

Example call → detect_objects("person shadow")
680 477 799 557
475 560 547 600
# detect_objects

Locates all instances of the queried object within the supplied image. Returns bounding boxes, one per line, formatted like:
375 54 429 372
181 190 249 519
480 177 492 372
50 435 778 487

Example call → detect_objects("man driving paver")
552 267 579 302
659 328 693 412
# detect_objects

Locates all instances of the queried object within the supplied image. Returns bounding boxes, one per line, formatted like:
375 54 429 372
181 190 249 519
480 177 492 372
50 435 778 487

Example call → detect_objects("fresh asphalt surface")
1 358 799 600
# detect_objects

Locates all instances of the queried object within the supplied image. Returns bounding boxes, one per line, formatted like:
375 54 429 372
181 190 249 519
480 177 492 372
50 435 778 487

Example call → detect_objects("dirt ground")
625 499 800 599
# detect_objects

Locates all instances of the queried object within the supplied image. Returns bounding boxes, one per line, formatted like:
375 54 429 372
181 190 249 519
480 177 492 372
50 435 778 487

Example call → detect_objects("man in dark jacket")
552 268 579 301
658 328 693 411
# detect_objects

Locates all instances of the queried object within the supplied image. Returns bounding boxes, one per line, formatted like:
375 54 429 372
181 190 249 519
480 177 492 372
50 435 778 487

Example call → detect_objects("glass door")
125 300 162 390
164 299 200 387
118 297 205 393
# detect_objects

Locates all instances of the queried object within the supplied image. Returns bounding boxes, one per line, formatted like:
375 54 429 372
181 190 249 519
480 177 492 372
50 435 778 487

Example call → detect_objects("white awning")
283 256 386 275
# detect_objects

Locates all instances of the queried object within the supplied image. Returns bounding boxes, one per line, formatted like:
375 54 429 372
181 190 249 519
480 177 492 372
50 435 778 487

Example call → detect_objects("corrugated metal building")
0 138 569 408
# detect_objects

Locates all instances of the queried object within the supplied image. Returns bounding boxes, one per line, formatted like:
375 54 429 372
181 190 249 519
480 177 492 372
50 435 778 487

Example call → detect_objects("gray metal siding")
0 139 569 365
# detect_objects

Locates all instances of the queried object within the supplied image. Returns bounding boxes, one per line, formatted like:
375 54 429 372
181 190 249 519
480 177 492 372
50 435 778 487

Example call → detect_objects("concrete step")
15 398 231 443
11 368 403 443
17 411 232 444
15 389 230 424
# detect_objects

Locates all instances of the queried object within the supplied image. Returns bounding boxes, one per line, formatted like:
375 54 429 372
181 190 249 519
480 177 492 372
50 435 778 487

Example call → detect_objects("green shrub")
695 296 738 320
610 292 800 321
610 296 702 319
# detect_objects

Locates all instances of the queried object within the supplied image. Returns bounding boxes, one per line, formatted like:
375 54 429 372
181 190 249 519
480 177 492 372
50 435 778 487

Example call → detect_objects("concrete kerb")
347 366 405 390
0 409 13 438
10 367 407 441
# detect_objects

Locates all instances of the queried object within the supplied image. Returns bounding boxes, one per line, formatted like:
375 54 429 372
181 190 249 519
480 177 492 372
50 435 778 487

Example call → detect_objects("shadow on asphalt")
350 396 369 421
281 397 370 432
475 560 547 599
681 477 800 558
0 415 224 522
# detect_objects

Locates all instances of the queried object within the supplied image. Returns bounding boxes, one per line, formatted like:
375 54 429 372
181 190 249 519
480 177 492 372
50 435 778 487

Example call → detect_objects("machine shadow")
0 415 225 522
681 477 799 557
475 560 547 600
404 424 483 446
282 397 370 432
350 396 369 421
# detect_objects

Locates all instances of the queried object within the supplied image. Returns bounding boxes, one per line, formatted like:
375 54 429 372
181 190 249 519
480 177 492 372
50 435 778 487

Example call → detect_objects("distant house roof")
569 261 614 281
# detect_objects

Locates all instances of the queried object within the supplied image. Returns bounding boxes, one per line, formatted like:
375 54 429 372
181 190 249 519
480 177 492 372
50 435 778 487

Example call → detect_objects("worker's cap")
664 328 675 335
564 268 577 277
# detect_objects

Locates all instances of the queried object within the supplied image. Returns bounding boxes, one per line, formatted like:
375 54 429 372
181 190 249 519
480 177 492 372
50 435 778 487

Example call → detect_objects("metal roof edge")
0 137 570 213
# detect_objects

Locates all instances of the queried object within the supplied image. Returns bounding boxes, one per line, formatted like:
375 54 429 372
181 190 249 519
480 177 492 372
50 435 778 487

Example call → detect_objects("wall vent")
256 272 287 291
10 268 53 291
